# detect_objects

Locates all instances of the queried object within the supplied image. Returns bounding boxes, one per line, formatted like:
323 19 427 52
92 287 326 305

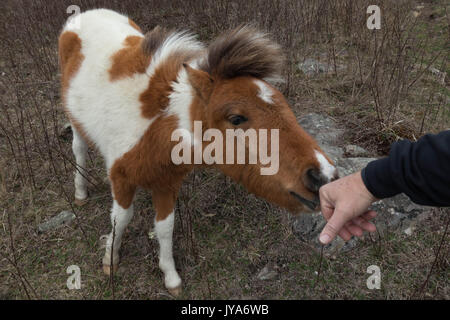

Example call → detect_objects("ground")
0 0 449 299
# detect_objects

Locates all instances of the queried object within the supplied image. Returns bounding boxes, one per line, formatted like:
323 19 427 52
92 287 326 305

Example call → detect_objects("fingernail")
319 234 330 244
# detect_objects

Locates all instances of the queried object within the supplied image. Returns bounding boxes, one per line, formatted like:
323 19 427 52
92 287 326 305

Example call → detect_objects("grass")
0 0 449 299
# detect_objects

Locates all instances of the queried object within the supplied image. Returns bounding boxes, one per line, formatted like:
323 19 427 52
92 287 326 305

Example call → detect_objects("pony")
58 8 337 295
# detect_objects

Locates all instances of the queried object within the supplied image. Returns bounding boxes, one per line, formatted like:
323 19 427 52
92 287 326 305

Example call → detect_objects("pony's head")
185 26 338 213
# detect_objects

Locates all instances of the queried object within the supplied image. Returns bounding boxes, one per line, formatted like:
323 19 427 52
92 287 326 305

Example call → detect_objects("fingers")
338 227 352 241
343 211 378 237
345 222 364 237
351 215 377 233
319 199 334 220
362 210 377 220
320 210 378 244
319 209 349 244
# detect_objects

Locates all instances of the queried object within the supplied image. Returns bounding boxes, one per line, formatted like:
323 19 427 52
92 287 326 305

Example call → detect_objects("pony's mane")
199 25 284 81
141 26 172 56
141 26 204 74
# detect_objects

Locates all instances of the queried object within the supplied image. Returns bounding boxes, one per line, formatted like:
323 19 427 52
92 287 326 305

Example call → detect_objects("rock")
298 59 328 75
344 145 369 157
37 210 76 233
336 157 377 176
292 113 432 253
403 226 414 236
297 113 344 160
256 264 278 281
429 67 446 85
298 59 344 76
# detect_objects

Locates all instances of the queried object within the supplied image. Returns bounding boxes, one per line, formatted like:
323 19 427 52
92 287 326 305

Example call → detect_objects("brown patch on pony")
109 161 137 209
152 188 178 221
128 18 142 33
109 36 150 81
58 31 84 98
109 114 191 210
199 25 284 80
58 31 93 146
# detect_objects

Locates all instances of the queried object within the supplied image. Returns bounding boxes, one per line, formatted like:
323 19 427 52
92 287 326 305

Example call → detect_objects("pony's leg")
71 127 89 205
153 189 182 296
102 162 137 274
102 198 135 275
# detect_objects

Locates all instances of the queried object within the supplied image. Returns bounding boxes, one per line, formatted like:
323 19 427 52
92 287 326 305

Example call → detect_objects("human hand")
318 171 378 245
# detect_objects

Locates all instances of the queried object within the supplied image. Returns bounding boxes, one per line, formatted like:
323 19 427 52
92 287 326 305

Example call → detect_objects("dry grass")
0 0 449 299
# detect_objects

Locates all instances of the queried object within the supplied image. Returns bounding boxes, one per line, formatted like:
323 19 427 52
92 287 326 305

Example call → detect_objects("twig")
109 218 117 300
312 245 325 290
410 209 450 299
1 210 39 299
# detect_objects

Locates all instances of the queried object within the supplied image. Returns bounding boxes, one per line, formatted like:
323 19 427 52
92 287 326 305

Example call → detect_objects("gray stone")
293 113 431 253
298 59 329 75
297 113 344 161
344 144 369 157
429 67 446 85
37 210 76 233
256 264 278 281
298 58 345 76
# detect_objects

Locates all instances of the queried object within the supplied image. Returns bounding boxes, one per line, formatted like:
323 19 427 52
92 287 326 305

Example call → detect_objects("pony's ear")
183 63 214 104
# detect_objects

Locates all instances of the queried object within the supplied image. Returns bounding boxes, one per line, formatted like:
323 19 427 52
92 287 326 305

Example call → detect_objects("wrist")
357 170 377 203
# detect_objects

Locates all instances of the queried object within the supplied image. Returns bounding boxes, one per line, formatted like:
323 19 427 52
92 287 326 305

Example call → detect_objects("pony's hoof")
102 263 119 276
168 285 182 297
74 197 88 206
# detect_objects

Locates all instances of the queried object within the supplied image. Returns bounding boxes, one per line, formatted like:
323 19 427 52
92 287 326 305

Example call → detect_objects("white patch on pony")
167 67 194 133
154 212 181 290
254 79 274 104
63 9 153 169
102 200 135 267
315 150 336 181
166 59 204 146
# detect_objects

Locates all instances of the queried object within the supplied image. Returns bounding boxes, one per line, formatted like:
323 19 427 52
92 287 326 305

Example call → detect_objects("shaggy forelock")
199 25 284 81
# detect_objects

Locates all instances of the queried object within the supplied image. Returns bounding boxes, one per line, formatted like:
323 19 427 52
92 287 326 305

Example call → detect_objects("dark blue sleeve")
361 130 450 207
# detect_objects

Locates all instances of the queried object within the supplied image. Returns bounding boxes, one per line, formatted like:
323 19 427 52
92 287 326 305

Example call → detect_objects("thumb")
319 210 348 245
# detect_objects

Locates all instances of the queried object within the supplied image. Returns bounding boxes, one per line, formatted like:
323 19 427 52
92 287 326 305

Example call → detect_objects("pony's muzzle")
289 191 320 211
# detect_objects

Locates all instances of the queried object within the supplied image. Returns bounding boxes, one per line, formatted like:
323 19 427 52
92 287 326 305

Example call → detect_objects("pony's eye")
228 115 248 126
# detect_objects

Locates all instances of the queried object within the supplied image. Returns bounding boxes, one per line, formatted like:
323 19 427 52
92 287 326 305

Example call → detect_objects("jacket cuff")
361 157 401 199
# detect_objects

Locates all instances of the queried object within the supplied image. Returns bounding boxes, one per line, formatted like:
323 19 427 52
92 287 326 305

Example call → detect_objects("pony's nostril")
305 168 324 193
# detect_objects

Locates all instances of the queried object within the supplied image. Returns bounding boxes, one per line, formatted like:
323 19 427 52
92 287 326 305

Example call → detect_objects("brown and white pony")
58 9 337 295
